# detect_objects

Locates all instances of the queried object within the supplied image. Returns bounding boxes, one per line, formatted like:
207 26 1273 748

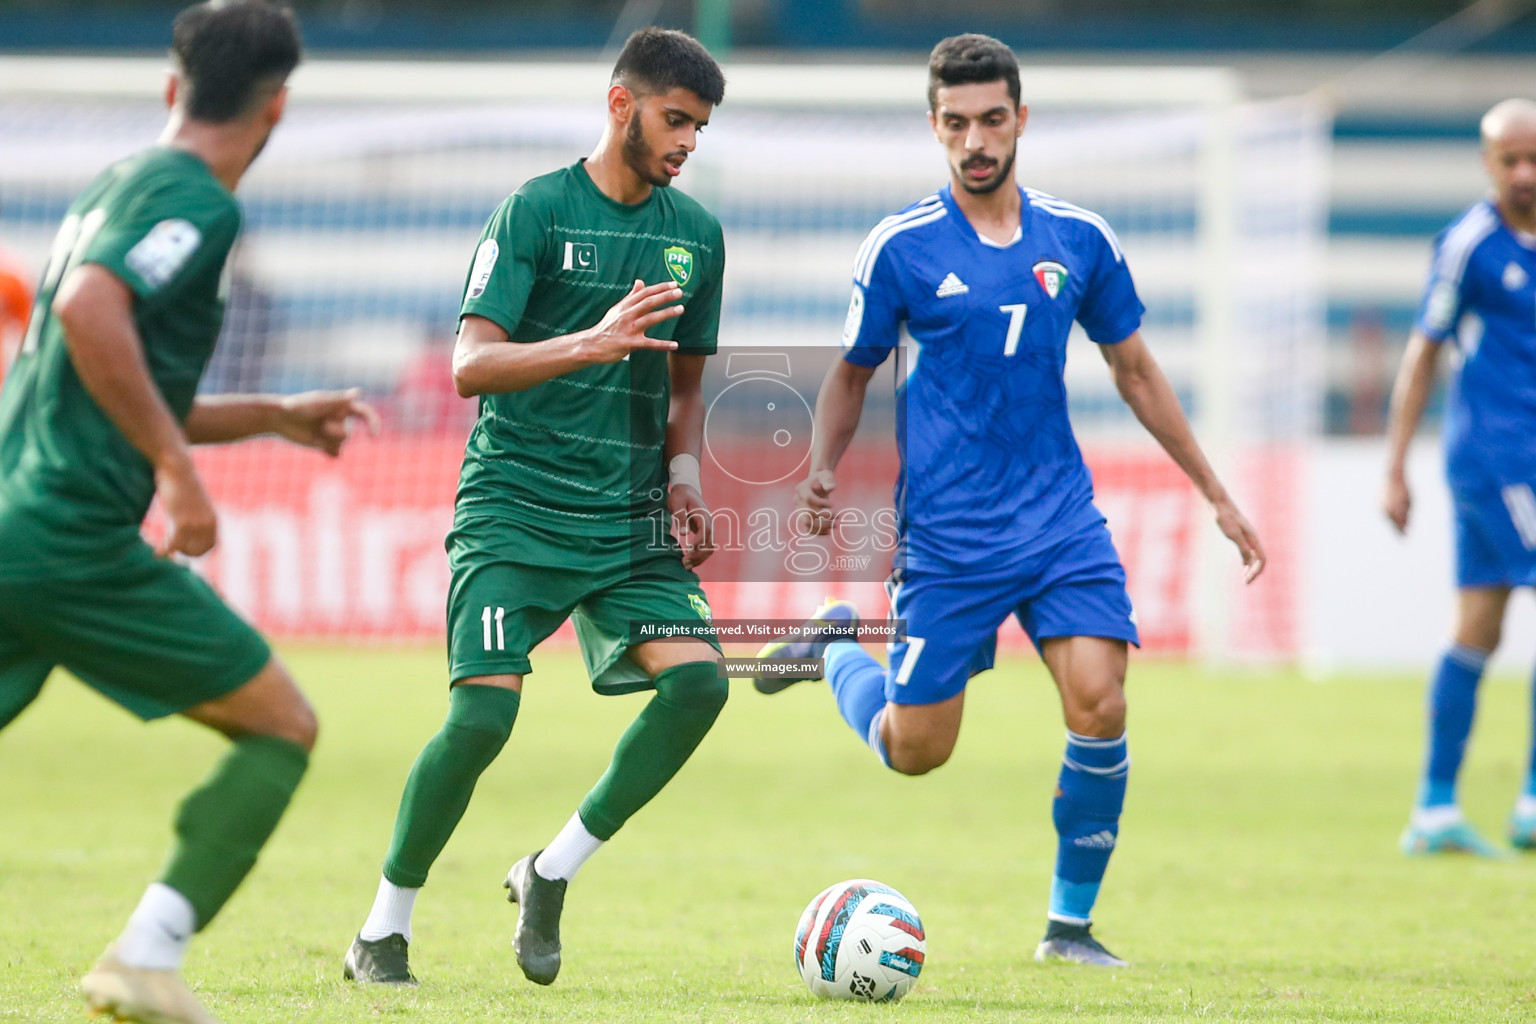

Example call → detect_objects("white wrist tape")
668 453 702 491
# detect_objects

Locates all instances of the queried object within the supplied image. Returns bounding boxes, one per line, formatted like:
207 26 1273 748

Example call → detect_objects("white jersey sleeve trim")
852 194 944 286
1431 203 1498 295
1025 188 1126 263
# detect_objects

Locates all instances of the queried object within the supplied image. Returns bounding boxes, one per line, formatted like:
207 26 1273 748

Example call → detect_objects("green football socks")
159 735 309 930
382 683 520 888
578 661 727 840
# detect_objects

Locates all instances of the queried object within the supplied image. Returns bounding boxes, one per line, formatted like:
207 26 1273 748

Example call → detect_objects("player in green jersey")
344 28 729 988
0 5 377 1023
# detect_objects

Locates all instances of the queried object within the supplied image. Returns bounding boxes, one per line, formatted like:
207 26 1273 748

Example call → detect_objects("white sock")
115 883 195 971
359 876 419 942
534 813 605 882
1516 794 1536 818
1411 804 1464 831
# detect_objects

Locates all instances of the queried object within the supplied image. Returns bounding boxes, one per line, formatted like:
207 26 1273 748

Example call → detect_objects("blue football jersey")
1416 200 1536 490
842 184 1145 572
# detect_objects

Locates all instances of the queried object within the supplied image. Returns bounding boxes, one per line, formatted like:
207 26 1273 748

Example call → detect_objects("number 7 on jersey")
1001 303 1029 356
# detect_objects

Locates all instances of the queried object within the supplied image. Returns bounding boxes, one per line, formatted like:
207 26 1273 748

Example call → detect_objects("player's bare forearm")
454 283 684 396
1104 331 1266 580
1380 331 1441 533
453 317 597 395
809 358 877 475
795 357 876 535
190 390 381 455
665 353 712 567
53 264 192 473
1383 331 1441 479
1103 332 1227 504
185 395 284 443
664 353 707 462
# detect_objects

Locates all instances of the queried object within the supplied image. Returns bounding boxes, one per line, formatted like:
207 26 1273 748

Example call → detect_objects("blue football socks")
825 641 890 765
1049 731 1129 926
1417 644 1488 810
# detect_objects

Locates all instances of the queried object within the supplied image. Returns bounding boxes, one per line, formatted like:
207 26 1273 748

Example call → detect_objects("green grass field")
3 647 1535 1023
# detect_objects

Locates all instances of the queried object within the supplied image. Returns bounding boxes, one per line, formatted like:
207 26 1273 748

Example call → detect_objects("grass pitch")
2 647 1535 1023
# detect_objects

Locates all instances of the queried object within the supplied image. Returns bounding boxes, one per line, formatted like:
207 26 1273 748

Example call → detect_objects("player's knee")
442 684 519 765
245 666 318 751
276 694 319 752
655 660 729 714
1454 623 1501 653
887 748 949 776
444 716 510 766
1071 685 1126 737
885 736 952 776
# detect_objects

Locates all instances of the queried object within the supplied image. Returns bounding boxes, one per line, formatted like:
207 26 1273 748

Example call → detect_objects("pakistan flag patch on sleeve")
664 245 693 287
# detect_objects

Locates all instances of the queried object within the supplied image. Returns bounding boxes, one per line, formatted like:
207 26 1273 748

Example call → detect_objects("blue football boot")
1507 809 1536 851
1400 816 1503 857
752 597 860 694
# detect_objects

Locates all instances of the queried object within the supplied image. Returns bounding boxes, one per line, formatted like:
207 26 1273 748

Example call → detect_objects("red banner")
183 434 1292 657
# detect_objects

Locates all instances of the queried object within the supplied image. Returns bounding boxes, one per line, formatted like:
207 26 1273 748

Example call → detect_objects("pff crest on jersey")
1033 260 1068 300
665 245 694 287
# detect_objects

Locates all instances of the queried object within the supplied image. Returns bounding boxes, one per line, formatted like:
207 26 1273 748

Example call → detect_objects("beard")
623 113 676 189
1504 183 1536 214
955 145 1017 195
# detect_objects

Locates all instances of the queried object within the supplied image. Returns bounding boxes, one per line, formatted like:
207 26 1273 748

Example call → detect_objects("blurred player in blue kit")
755 35 1265 966
1384 99 1536 857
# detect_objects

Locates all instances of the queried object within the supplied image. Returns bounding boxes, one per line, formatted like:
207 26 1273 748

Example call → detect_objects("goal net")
0 58 1328 660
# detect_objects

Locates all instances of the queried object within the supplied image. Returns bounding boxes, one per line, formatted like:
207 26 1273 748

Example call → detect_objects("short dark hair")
611 27 725 107
927 34 1020 111
171 0 302 123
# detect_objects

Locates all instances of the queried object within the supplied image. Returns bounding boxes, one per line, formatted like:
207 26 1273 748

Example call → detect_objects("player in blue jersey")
753 35 1265 967
1384 99 1536 857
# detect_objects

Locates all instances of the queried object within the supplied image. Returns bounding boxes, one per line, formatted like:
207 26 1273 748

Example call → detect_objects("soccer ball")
794 879 925 1002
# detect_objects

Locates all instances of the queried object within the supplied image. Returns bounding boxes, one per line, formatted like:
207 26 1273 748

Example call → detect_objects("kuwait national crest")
664 245 694 287
1033 260 1068 299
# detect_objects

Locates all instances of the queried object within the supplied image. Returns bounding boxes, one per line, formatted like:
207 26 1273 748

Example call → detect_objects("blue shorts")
1454 483 1536 589
883 521 1139 706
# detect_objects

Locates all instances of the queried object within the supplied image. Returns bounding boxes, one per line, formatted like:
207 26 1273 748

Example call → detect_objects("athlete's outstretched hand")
154 455 217 558
669 483 715 568
578 279 684 364
1214 497 1267 584
1382 472 1412 534
277 388 382 456
795 469 837 536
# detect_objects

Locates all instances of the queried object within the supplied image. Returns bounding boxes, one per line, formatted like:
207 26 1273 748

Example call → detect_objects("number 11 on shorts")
482 606 506 651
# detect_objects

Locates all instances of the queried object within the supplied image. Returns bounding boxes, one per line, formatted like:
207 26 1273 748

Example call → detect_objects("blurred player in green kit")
0 3 377 1023
344 28 728 987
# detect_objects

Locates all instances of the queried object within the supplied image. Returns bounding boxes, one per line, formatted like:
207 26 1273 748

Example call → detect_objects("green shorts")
0 527 272 725
446 514 719 694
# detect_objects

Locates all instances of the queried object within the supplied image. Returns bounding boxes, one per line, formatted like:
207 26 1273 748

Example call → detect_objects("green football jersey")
456 159 724 535
0 147 240 565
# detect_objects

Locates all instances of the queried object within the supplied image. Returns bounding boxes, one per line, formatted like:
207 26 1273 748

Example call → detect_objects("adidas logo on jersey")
1072 830 1117 850
935 272 969 297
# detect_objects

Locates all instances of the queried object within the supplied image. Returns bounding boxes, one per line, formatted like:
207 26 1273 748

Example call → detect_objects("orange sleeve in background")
0 267 34 384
